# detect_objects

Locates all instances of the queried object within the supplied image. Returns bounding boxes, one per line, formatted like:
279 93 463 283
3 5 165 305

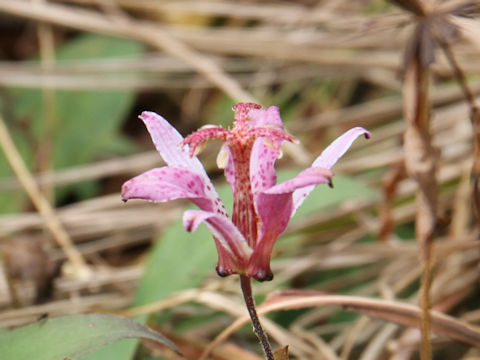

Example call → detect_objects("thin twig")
33 0 56 202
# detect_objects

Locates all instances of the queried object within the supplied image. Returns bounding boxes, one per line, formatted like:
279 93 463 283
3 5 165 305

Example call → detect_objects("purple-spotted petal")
183 210 252 275
121 167 218 211
293 127 370 212
139 111 226 215
249 106 290 196
250 138 279 196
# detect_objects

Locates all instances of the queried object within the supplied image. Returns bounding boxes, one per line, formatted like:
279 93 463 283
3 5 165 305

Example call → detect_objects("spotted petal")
183 210 252 276
136 111 225 214
122 167 220 212
249 167 333 281
250 106 290 197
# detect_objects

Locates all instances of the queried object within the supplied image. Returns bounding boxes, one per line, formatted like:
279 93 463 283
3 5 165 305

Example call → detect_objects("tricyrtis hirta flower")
122 103 370 281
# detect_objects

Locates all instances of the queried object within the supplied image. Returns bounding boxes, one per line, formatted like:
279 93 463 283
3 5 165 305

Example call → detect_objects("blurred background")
0 1 479 359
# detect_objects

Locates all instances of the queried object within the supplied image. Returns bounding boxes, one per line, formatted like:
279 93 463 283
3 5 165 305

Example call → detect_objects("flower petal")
249 167 332 281
139 111 226 215
121 167 219 212
140 112 207 174
293 127 370 212
221 144 236 192
264 167 333 195
249 106 287 197
248 192 293 281
312 127 371 169
248 129 369 281
248 105 283 128
183 210 252 276
250 138 280 197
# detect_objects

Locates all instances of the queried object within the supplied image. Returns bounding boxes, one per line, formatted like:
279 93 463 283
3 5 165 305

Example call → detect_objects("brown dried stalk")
437 39 480 225
32 0 56 202
402 37 437 360
392 1 478 357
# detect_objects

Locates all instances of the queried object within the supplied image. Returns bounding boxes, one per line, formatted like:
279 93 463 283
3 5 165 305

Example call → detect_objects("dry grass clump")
0 1 479 359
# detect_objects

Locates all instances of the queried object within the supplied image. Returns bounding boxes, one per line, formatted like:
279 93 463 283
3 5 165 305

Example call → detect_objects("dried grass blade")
201 292 480 358
0 0 254 102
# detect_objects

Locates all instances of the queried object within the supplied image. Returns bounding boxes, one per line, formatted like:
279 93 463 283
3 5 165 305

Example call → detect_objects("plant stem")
402 36 436 360
420 242 433 360
439 40 480 222
240 275 274 360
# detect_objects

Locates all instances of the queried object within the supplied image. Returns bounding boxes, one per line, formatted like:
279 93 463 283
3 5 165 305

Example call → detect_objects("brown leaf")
390 0 426 16
273 345 289 360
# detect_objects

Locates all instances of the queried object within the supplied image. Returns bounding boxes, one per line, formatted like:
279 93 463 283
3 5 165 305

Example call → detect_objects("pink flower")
122 103 370 281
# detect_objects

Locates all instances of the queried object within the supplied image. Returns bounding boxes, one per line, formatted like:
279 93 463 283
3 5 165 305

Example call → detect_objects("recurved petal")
121 167 216 212
183 210 253 273
312 127 371 169
293 127 370 212
264 167 333 195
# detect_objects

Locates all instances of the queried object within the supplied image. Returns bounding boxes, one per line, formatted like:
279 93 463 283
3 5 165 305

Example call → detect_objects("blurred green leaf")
0 34 144 212
0 314 177 360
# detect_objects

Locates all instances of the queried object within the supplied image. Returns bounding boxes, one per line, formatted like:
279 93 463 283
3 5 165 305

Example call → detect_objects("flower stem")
240 275 274 360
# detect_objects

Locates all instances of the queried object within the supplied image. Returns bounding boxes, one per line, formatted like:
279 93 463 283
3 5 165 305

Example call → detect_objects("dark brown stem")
439 40 480 223
403 45 436 360
240 275 274 360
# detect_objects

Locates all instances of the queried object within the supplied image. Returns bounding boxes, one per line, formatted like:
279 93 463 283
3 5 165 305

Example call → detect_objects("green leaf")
293 175 378 219
0 34 144 212
0 314 178 360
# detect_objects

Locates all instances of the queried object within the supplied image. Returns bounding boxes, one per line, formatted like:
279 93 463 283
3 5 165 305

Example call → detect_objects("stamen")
193 140 207 156
216 145 229 169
